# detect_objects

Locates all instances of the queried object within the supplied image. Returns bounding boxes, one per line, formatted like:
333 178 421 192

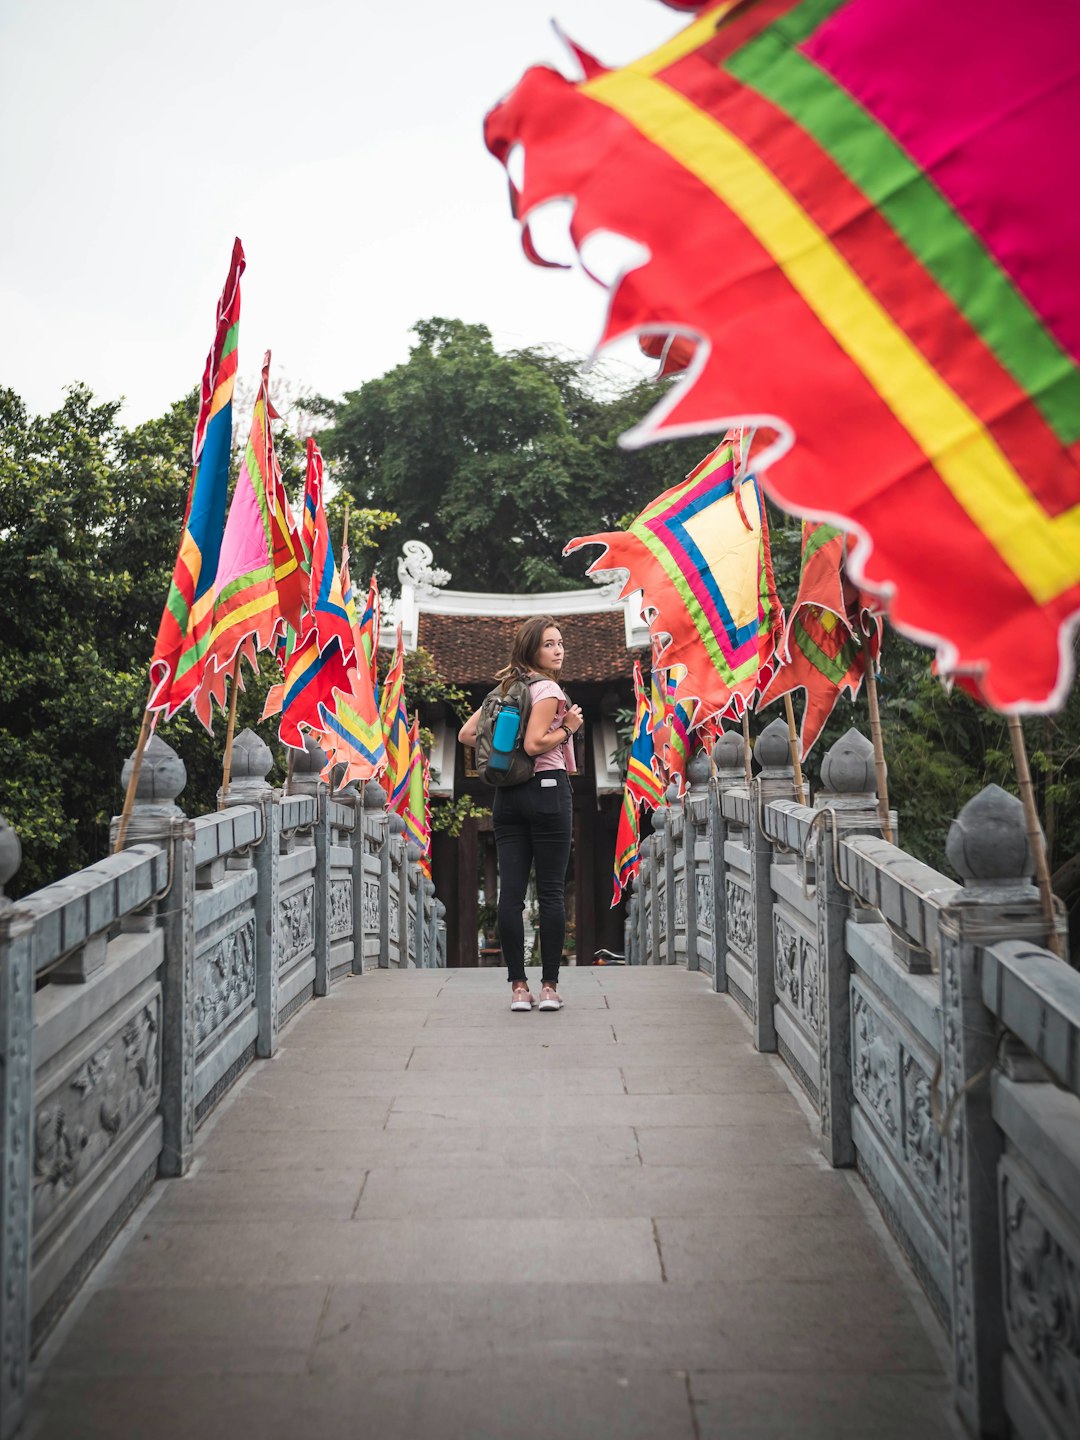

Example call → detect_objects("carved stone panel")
696 872 713 937
277 886 314 971
851 983 899 1144
901 1050 946 1229
1001 1158 1080 1437
674 876 687 930
407 910 416 960
33 997 161 1231
656 879 667 941
329 879 352 940
194 918 255 1051
774 913 819 1036
389 894 400 943
362 881 380 933
726 878 754 958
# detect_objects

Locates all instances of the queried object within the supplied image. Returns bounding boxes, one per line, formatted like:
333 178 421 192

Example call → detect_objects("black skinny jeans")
492 771 573 987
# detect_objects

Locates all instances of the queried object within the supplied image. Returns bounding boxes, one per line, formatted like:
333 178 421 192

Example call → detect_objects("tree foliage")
319 317 707 593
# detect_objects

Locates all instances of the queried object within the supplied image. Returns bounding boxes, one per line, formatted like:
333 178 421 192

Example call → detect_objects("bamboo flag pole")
113 698 155 853
1007 714 1064 959
219 655 243 809
860 631 893 843
783 693 807 805
741 709 753 786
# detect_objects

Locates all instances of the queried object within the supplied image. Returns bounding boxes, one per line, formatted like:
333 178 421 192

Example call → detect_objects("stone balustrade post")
385 813 406 967
0 815 32 1440
625 884 638 967
663 781 682 965
812 728 886 1167
361 785 389 971
637 837 652 965
684 751 711 973
711 730 749 994
938 785 1044 1438
750 717 797 1052
648 815 667 966
111 735 195 1178
434 898 447 968
217 730 281 1057
289 737 330 997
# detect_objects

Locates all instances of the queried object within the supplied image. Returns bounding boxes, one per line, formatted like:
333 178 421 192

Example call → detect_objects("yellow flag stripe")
582 66 1080 603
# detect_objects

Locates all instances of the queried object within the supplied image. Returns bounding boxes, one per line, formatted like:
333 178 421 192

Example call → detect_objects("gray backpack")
474 675 540 787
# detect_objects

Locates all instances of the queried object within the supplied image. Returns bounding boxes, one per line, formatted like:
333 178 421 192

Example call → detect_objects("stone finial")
754 716 793 775
230 729 274 782
946 784 1033 885
652 808 668 833
665 780 682 806
713 730 748 787
388 813 406 837
819 727 876 796
422 877 436 896
363 782 388 811
123 733 187 807
435 899 446 919
405 841 422 865
0 811 21 904
292 735 328 779
640 835 653 859
686 750 711 791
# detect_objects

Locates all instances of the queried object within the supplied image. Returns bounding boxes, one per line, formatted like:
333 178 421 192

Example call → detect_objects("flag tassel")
860 631 893 843
113 698 155 853
1006 715 1064 959
783 693 807 805
219 656 243 809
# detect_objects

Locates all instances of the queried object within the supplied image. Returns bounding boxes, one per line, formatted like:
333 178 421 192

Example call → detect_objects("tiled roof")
418 610 634 686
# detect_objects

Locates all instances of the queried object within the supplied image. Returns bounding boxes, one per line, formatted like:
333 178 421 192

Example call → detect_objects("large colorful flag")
190 354 286 730
626 661 665 810
759 520 883 759
379 625 411 807
316 554 387 786
566 434 783 725
397 718 431 866
612 782 641 908
486 1 1080 712
149 238 245 717
357 573 380 683
302 439 355 667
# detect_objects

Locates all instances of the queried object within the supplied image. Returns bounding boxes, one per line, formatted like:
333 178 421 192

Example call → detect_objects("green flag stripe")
725 37 1080 444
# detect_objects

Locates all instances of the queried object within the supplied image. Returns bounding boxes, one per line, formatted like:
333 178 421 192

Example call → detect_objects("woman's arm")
458 708 482 746
523 697 562 756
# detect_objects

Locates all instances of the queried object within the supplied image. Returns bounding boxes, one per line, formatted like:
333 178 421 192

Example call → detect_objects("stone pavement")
26 967 960 1440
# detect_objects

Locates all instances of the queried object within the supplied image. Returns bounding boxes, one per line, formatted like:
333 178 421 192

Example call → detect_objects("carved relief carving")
774 915 819 1035
408 909 416 960
674 876 687 929
3 947 33 1407
852 985 898 1141
389 894 400 943
194 919 255 1049
656 879 667 940
902 1051 946 1226
329 880 352 940
362 881 380 933
726 878 754 957
277 886 314 970
1001 1167 1080 1436
696 872 713 935
33 1001 161 1229
941 934 976 1401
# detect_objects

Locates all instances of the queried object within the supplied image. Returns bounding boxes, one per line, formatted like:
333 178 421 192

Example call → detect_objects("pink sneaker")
510 986 535 1012
538 986 563 1011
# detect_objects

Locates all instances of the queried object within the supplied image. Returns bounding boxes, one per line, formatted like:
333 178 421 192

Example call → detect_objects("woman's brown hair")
495 615 561 692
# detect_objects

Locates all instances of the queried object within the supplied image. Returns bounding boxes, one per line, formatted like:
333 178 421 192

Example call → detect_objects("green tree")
320 317 707 593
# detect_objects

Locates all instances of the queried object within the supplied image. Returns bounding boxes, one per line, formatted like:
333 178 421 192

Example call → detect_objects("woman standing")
458 617 584 1011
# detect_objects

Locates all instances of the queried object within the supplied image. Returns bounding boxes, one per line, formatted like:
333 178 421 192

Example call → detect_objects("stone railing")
0 728 445 1439
626 717 1077 1440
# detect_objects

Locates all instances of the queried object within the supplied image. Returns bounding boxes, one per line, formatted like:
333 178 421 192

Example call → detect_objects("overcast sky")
1 0 683 426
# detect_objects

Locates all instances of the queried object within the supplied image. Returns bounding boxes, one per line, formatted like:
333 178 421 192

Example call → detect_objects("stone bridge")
0 721 1077 1440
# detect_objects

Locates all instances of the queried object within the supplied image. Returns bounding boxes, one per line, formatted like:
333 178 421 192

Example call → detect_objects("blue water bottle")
488 704 521 772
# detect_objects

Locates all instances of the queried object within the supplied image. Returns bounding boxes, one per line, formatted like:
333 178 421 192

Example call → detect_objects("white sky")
1 0 683 426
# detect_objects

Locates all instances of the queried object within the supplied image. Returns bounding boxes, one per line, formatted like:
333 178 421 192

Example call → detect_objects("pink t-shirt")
529 678 576 774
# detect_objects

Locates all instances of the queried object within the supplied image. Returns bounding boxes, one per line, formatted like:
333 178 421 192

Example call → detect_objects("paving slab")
29 966 957 1440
